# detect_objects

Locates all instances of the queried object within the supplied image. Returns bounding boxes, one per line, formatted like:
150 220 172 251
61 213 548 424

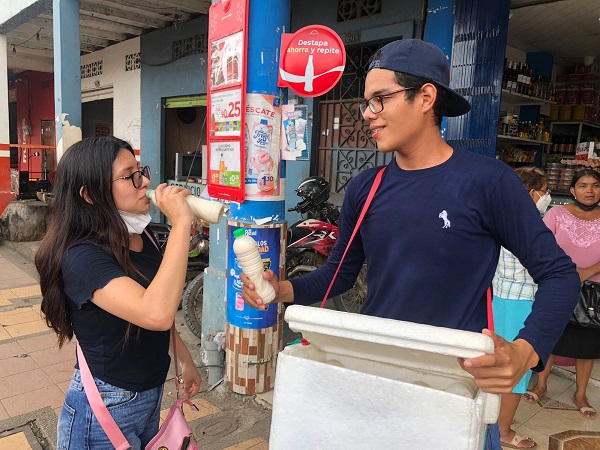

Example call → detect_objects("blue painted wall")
140 16 209 200
423 0 454 139
447 0 511 158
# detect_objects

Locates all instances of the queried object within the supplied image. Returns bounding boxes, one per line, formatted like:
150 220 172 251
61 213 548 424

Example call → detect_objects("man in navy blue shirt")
242 39 580 443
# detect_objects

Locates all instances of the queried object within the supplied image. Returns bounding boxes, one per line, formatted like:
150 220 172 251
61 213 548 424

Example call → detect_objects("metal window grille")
337 0 382 22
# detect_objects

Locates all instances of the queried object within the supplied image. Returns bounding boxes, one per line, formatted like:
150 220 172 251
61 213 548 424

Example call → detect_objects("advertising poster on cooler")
227 227 280 329
244 93 283 199
209 141 241 188
281 104 309 161
210 89 242 137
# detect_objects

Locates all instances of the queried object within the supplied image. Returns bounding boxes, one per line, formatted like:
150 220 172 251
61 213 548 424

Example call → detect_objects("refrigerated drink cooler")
269 305 500 450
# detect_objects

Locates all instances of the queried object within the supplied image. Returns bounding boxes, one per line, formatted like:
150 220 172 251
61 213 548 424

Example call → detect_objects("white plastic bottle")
146 189 224 224
232 228 276 303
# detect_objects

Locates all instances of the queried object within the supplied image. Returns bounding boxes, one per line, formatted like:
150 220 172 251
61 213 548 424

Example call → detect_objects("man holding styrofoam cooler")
241 39 580 450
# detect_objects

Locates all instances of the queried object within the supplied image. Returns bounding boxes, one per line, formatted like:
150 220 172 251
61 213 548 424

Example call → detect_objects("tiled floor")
0 250 270 449
3 248 600 449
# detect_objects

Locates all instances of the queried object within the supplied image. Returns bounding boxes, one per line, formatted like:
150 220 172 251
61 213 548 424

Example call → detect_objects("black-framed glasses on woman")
358 87 415 115
112 166 150 189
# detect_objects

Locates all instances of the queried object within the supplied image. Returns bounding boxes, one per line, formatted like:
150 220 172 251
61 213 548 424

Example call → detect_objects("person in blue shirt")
241 39 580 449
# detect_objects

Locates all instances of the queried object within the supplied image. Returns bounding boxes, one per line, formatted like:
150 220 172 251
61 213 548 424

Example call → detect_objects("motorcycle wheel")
182 273 204 339
333 265 367 314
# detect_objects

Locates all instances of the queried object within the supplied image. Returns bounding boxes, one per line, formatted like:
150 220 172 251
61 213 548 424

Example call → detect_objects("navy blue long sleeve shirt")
289 148 580 370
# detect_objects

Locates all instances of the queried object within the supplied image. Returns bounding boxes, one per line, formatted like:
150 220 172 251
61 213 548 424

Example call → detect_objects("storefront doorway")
163 95 207 184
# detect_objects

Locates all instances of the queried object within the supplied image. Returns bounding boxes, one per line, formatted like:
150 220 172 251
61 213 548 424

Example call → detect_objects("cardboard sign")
278 25 346 97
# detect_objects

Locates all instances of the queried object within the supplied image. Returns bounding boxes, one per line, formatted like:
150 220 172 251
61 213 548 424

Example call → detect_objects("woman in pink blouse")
524 169 600 420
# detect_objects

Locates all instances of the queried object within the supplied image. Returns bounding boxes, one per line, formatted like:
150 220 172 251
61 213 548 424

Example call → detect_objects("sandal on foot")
501 433 537 449
573 396 597 420
523 386 546 404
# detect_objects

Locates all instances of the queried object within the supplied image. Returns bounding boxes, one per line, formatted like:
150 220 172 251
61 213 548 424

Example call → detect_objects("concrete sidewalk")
4 239 600 449
0 240 272 450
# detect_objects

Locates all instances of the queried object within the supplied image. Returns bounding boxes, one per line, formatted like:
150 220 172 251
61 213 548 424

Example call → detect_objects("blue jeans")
486 423 502 450
57 370 163 450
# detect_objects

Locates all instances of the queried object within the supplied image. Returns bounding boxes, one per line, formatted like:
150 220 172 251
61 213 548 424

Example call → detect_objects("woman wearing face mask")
524 169 600 420
35 137 202 449
491 166 549 449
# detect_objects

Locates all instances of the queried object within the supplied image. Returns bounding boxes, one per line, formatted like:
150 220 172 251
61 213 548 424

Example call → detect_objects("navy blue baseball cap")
368 39 471 117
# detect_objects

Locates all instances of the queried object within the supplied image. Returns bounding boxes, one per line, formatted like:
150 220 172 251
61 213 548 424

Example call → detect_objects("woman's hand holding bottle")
148 183 193 228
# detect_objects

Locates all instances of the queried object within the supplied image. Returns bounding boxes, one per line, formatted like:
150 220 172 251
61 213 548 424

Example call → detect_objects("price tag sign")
210 89 242 137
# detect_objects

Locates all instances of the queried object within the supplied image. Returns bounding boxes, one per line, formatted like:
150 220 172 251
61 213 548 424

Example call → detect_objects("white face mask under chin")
119 211 152 234
536 193 552 214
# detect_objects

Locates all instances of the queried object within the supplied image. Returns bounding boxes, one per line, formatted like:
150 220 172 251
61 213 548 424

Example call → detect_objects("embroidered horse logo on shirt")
439 210 451 228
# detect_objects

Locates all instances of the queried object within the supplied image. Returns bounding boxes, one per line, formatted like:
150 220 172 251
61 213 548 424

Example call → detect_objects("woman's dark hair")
35 136 137 348
514 166 546 191
571 169 600 188
367 49 448 128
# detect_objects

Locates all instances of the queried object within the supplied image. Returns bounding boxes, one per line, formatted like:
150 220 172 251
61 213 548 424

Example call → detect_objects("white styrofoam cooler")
269 305 500 450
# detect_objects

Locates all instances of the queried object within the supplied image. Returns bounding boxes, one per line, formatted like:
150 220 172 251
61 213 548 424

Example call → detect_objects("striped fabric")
492 247 537 301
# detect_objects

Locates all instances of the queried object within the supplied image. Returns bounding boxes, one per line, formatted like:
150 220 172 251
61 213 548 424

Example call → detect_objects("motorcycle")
286 176 367 314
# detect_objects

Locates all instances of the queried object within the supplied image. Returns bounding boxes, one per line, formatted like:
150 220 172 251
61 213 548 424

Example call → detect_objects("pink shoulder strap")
77 344 131 449
320 167 386 308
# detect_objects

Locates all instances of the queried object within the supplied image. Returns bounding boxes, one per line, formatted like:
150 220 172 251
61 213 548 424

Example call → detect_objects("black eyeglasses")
113 166 150 188
358 87 415 115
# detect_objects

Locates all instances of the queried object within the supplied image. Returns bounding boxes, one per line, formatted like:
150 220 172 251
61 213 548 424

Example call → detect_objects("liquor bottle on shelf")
518 63 526 95
553 133 562 153
514 63 522 94
526 66 533 96
508 61 515 92
567 135 577 154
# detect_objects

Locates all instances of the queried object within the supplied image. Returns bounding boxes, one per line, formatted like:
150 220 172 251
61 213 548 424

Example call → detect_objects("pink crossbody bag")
76 229 199 450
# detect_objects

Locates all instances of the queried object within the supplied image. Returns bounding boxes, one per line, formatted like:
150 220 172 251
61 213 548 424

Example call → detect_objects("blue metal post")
422 0 454 140
53 0 81 155
205 0 290 395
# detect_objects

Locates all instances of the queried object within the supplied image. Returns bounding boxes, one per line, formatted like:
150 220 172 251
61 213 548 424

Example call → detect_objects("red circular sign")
279 25 346 97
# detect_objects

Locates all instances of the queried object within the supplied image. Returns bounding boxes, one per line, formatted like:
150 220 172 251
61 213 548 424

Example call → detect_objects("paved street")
3 239 600 449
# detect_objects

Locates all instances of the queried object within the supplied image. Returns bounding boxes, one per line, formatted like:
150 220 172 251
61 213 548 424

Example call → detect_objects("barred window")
172 33 208 60
337 0 382 22
81 60 103 79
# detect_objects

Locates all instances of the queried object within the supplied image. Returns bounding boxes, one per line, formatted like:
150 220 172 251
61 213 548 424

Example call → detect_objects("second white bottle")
233 228 276 304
